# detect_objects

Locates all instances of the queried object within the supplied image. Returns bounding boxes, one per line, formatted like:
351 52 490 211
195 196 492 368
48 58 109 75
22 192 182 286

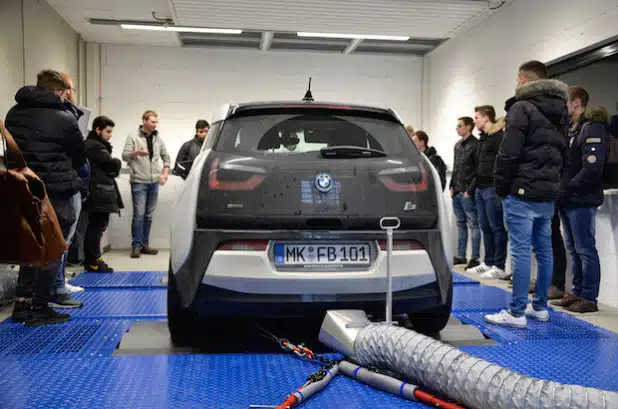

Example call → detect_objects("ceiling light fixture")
120 24 242 35
297 32 409 41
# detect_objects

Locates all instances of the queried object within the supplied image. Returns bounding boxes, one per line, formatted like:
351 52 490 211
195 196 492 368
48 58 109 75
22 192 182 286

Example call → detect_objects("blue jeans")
131 183 159 249
560 207 601 303
503 195 554 316
475 187 507 269
452 193 481 260
54 192 82 295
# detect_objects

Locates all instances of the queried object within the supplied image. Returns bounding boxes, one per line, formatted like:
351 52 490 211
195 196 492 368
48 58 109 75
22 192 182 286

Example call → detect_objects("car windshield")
214 112 418 156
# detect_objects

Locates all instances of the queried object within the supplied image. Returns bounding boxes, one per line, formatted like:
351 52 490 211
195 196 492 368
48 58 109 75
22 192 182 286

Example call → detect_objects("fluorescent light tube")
121 24 242 35
297 32 409 41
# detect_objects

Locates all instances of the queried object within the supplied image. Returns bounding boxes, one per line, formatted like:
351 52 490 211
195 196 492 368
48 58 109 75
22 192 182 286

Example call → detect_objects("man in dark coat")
411 130 447 191
6 69 88 325
174 119 209 179
83 116 124 273
485 61 569 328
551 86 610 314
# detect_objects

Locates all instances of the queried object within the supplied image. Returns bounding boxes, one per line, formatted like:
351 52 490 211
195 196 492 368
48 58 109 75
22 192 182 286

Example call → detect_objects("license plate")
274 243 371 266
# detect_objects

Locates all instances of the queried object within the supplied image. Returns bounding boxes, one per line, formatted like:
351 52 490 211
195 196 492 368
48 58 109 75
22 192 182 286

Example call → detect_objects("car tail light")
378 163 429 192
217 240 269 251
208 159 265 191
377 240 423 251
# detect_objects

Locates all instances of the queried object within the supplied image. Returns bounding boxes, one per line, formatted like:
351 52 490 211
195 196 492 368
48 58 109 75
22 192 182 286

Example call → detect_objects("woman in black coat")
83 116 124 272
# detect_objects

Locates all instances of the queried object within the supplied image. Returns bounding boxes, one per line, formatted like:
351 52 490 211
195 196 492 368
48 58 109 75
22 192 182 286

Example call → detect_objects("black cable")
489 1 506 10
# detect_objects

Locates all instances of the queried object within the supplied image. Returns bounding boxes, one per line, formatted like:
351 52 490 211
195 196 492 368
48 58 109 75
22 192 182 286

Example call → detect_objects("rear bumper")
171 228 451 309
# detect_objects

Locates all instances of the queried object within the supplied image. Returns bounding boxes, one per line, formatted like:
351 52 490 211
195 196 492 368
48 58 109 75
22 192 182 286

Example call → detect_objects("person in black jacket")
411 131 447 191
468 106 509 280
173 119 209 180
551 86 610 314
6 69 88 325
83 116 124 273
449 117 481 270
485 61 569 329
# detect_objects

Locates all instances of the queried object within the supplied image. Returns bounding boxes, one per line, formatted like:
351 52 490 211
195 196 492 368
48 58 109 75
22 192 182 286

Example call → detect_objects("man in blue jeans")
450 116 481 270
122 110 171 258
551 86 609 314
469 106 509 280
486 61 569 328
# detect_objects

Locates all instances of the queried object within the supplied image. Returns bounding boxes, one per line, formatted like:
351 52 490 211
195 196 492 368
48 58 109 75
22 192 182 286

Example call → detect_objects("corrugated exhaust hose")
354 323 618 409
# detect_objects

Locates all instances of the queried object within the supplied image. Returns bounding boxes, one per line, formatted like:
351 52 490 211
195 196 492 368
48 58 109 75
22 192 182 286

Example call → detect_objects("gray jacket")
121 126 171 184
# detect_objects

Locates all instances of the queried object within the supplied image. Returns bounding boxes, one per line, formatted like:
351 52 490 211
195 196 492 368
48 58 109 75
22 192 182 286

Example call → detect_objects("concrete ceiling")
47 0 498 55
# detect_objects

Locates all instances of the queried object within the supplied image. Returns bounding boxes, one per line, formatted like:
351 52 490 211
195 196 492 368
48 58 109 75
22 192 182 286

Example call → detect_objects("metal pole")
380 217 400 324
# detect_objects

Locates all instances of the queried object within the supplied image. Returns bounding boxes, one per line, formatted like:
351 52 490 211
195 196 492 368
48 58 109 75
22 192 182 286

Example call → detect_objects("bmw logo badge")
315 173 334 193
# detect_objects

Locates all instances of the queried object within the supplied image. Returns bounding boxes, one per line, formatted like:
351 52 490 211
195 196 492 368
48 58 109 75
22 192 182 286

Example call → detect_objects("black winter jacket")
5 86 87 200
450 135 479 195
563 107 610 208
84 132 124 214
494 79 570 202
173 136 203 179
424 146 447 191
472 118 505 191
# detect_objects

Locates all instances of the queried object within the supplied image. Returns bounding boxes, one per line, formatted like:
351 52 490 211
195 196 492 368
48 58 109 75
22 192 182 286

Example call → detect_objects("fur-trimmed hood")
488 117 506 135
584 106 609 124
515 79 569 101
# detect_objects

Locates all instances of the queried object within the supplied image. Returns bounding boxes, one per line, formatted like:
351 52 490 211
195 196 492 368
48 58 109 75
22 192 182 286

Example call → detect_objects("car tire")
167 264 200 347
407 280 453 335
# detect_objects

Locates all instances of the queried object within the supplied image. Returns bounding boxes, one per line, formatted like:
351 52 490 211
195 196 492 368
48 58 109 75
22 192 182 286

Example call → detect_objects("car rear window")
214 111 418 156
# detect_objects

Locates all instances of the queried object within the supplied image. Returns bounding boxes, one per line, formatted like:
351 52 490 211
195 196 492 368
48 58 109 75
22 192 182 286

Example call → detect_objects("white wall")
423 0 618 168
0 0 80 119
99 44 423 250
423 0 618 307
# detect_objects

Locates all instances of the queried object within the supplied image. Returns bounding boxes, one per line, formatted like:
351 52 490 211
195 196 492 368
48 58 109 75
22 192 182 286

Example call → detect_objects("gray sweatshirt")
121 126 171 184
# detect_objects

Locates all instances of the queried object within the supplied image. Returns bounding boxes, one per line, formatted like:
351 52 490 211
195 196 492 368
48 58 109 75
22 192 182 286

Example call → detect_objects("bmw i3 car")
168 98 453 345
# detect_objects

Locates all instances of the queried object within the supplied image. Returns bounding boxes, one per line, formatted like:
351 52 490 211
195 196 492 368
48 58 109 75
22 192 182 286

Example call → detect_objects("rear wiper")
320 145 387 158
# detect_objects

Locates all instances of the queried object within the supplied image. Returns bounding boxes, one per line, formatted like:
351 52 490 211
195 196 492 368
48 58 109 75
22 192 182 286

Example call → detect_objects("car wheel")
407 280 453 335
167 264 200 347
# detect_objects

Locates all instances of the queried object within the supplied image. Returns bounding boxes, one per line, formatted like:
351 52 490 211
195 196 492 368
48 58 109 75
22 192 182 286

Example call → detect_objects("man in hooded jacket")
485 61 570 328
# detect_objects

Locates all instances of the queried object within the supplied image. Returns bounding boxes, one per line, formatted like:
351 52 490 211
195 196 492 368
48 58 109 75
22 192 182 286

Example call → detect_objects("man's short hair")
414 130 429 145
458 116 474 129
36 69 70 92
142 110 158 121
92 116 115 131
195 119 210 130
568 86 589 107
405 124 414 134
474 105 496 123
519 60 549 80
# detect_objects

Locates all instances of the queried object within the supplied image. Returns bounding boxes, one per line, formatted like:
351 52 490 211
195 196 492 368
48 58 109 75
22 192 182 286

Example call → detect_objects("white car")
168 99 453 346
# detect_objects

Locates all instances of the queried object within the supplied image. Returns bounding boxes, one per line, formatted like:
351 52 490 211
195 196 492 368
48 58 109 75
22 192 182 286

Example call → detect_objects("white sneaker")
467 263 491 274
65 281 84 293
525 304 549 322
480 266 511 280
485 309 527 328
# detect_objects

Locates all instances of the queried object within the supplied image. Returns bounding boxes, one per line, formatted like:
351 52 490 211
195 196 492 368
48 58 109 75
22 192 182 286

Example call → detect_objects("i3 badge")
315 173 334 193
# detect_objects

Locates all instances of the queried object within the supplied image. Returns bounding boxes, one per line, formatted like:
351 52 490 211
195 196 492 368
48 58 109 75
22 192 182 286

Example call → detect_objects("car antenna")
303 77 314 102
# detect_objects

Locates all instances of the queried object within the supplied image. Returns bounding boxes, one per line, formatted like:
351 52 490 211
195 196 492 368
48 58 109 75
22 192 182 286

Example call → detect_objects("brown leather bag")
0 120 67 266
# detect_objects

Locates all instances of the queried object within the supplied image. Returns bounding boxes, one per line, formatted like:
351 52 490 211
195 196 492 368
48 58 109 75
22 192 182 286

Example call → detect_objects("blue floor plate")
0 354 432 409
461 339 618 391
63 289 167 319
452 284 511 312
452 272 479 285
0 319 132 357
69 272 166 288
455 310 616 344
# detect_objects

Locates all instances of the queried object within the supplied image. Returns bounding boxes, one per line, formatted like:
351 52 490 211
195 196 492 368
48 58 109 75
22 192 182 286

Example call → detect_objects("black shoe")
12 301 70 326
141 245 159 256
131 248 142 258
48 294 84 309
465 259 480 270
453 257 467 266
85 258 114 273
